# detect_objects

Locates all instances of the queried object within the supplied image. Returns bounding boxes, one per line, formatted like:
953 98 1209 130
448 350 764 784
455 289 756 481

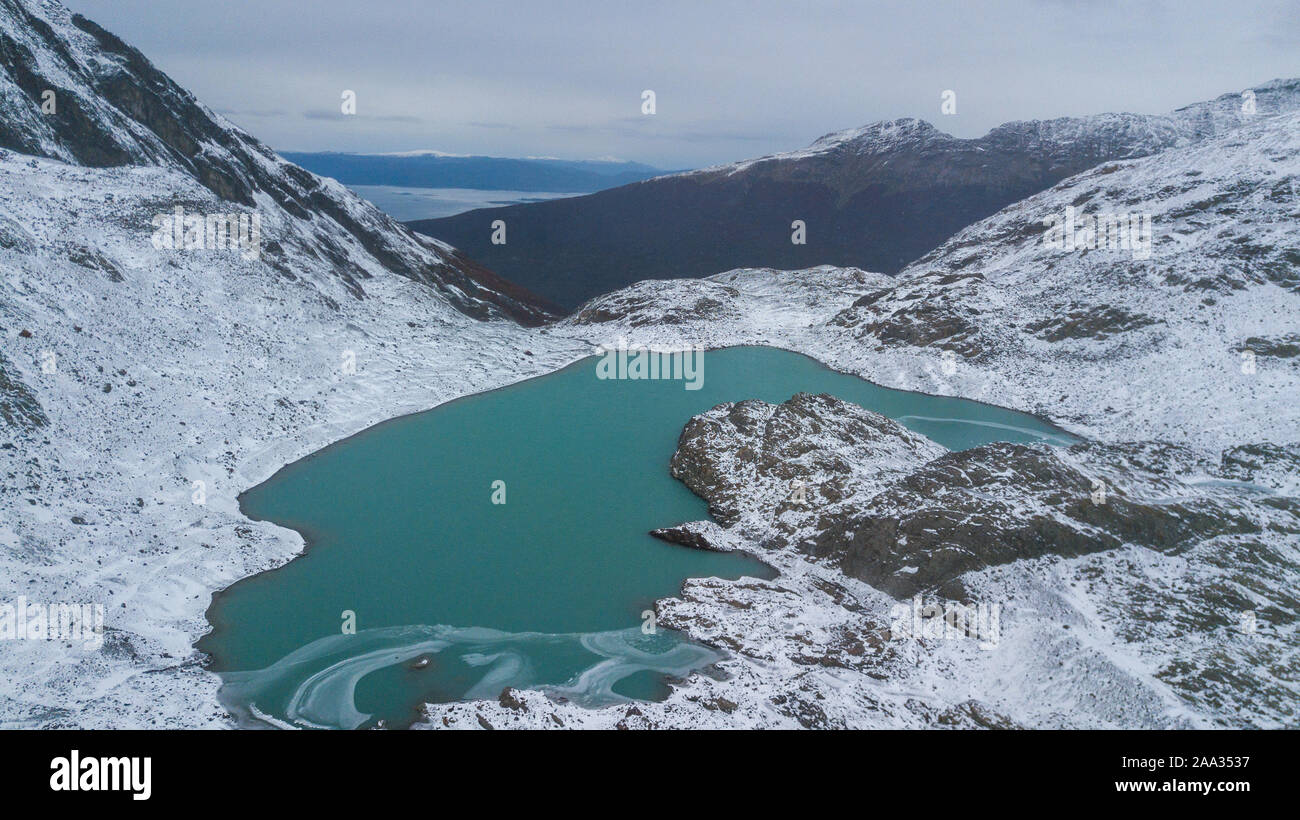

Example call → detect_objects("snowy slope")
0 0 555 323
828 110 1300 451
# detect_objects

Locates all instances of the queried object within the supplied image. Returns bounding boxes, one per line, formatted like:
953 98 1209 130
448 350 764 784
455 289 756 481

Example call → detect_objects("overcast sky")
65 0 1300 169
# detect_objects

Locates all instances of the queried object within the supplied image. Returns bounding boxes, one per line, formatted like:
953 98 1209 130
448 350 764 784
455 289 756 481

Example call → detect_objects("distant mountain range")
280 151 666 193
410 80 1300 310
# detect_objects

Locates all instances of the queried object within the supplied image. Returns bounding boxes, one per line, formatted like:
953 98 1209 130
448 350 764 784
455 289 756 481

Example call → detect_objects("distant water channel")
349 184 572 220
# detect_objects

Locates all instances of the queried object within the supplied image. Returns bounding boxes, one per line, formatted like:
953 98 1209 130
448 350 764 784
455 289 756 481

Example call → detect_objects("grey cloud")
301 109 423 123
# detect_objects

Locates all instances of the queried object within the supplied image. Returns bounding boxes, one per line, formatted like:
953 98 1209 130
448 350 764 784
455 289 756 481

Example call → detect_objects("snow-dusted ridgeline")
0 0 555 324
690 78 1300 180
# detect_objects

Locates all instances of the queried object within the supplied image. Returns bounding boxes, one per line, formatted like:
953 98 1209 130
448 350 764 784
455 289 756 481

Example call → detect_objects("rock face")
0 0 556 324
412 80 1300 309
659 394 1291 598
561 266 889 337
0 349 46 429
667 393 945 531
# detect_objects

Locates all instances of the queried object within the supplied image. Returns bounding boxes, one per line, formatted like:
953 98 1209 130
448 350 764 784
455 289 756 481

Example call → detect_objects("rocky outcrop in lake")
657 394 1295 600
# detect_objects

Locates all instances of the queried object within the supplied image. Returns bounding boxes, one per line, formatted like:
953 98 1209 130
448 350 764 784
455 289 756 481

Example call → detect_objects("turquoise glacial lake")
199 345 1075 729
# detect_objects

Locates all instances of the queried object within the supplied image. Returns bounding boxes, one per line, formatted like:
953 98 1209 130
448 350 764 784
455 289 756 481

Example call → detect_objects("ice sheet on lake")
218 625 720 729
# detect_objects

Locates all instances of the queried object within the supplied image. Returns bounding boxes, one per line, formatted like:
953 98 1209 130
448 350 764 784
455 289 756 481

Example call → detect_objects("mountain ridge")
0 0 558 323
412 78 1300 310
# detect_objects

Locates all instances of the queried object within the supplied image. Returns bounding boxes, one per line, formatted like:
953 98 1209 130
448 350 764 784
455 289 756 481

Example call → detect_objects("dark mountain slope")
411 80 1299 310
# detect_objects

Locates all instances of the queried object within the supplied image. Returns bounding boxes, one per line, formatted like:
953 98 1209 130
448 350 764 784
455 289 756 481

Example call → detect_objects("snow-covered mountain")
413 79 1300 309
0 0 557 322
827 110 1300 451
708 80 1300 177
0 0 583 727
